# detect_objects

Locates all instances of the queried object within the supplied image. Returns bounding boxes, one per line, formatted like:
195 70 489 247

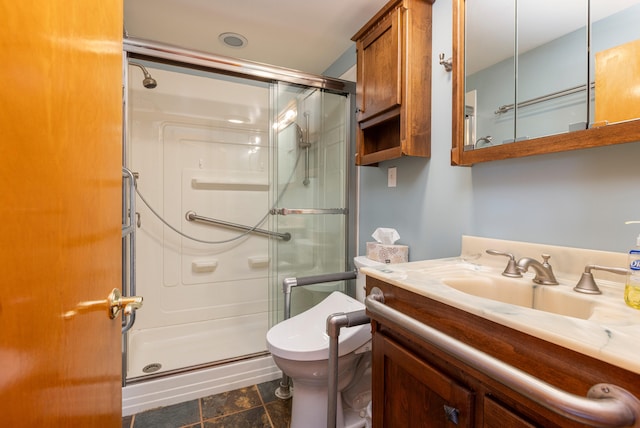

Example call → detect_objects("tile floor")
122 379 291 428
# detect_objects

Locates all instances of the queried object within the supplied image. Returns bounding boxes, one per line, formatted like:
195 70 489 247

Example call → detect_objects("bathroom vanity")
362 236 640 427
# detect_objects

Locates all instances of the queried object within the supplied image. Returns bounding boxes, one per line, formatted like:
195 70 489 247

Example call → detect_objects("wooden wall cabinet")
366 277 640 427
352 0 434 166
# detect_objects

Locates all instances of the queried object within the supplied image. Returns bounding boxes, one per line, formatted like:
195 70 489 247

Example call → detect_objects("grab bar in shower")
365 288 640 427
122 172 136 238
270 208 347 216
302 111 311 186
122 167 138 334
185 210 291 241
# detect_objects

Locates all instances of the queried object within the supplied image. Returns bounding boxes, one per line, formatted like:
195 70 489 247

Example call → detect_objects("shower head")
129 62 157 89
295 124 311 149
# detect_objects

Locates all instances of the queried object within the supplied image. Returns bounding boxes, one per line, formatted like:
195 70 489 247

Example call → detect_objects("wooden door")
0 0 123 425
595 39 640 125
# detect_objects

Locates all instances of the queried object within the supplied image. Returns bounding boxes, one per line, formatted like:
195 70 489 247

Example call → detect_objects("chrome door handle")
64 288 143 320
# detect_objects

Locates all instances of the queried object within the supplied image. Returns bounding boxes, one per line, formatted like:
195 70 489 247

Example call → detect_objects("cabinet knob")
443 405 459 424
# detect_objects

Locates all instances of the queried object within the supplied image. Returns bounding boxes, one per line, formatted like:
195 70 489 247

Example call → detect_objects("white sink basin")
370 251 640 328
413 264 640 326
440 273 597 320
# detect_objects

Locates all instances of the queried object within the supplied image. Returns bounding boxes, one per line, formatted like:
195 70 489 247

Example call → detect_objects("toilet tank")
354 256 385 302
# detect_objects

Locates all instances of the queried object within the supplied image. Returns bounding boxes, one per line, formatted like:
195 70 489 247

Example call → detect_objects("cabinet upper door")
355 6 402 122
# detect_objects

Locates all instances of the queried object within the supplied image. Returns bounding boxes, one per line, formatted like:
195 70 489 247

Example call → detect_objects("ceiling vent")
219 32 248 49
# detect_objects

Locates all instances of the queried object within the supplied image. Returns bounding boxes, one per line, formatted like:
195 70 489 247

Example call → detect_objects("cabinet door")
372 333 474 427
356 6 402 122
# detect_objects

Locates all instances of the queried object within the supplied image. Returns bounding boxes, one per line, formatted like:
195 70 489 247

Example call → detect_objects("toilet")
266 256 383 428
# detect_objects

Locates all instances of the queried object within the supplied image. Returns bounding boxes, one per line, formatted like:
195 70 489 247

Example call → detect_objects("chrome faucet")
475 136 493 148
516 254 559 285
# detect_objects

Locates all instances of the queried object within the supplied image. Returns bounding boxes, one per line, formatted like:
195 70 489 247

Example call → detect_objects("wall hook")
439 53 452 72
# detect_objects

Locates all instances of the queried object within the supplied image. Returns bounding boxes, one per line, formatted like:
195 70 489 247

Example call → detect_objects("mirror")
452 0 640 165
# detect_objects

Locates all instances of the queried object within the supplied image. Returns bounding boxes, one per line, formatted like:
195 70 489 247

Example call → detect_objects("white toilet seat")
266 291 371 361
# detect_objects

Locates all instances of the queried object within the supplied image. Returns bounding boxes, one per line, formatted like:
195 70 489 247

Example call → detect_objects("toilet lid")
266 291 371 361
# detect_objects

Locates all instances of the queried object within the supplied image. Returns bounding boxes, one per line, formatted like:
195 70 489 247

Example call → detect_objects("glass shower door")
270 82 350 319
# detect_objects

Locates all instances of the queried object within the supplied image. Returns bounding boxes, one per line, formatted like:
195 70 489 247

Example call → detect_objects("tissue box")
366 242 409 264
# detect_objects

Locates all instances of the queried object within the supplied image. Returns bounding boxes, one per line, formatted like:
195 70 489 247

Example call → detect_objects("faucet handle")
574 264 629 294
540 254 557 274
486 249 522 278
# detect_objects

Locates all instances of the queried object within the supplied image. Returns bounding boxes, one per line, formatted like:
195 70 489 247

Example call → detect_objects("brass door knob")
64 288 143 319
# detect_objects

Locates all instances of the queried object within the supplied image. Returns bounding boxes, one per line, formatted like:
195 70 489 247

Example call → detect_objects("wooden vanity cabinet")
373 332 475 426
366 277 640 427
351 0 434 166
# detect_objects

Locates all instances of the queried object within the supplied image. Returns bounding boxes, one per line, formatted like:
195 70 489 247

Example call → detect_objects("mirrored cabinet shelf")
451 0 640 166
352 0 435 166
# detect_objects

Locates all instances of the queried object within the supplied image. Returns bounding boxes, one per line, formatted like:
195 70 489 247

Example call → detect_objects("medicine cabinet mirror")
452 0 640 166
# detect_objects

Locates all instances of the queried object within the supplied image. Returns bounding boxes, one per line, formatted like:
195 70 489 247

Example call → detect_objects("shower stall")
121 39 356 415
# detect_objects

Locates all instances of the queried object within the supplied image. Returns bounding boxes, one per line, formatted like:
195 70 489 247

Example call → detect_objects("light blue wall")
327 1 640 261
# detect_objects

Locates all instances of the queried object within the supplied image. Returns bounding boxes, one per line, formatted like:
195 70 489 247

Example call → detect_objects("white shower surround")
128 66 273 379
125 68 279 413
125 61 351 414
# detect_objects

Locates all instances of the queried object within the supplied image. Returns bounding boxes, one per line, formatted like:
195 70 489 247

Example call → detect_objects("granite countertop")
360 236 640 374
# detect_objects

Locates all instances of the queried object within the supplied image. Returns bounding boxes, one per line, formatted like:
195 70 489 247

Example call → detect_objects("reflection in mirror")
464 0 515 150
592 1 640 126
452 0 640 166
515 0 588 143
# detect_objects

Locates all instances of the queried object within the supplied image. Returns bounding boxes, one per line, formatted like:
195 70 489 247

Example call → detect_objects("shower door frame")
122 37 358 385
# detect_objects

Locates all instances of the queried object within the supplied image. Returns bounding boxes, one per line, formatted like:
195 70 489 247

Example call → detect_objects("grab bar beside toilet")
326 309 370 428
275 270 358 400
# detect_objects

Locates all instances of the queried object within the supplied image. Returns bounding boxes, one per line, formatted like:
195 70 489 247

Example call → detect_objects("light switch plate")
388 167 397 187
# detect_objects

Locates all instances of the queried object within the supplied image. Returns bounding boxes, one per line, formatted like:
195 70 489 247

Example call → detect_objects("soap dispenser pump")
624 221 640 309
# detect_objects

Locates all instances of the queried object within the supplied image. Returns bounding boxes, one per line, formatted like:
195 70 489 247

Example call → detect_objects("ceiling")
124 0 390 76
